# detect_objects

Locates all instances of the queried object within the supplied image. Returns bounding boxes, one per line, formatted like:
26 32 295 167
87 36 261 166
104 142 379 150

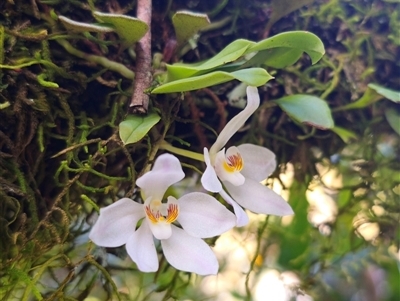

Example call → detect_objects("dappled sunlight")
306 184 338 226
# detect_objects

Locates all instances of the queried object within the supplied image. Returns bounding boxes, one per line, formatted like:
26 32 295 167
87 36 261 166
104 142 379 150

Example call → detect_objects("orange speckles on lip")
223 153 243 173
145 202 179 224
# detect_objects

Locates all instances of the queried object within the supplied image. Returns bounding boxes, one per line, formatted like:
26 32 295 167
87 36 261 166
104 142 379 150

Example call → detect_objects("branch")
129 0 152 114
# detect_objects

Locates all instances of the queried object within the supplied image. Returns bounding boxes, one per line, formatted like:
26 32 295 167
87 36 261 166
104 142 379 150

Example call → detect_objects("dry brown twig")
129 0 152 114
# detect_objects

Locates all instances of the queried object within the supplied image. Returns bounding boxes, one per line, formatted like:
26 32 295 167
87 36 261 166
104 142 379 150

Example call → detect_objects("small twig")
129 0 152 114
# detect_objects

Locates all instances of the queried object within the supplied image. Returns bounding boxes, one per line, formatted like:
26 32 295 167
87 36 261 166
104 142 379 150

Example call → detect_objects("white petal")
209 86 260 156
201 148 222 193
238 143 276 181
161 225 218 275
225 179 293 216
147 220 172 240
89 198 144 247
177 192 236 238
126 222 159 272
219 189 249 227
136 154 185 200
214 149 245 186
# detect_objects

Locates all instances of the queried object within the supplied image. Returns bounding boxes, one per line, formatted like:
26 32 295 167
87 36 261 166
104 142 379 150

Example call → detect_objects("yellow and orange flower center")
145 202 179 224
223 153 244 173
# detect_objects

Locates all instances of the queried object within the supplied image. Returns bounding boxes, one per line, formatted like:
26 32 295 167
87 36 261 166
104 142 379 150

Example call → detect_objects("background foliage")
0 0 399 300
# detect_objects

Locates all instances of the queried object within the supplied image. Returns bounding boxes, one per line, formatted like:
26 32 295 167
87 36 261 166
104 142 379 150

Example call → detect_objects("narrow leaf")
152 68 273 94
246 31 325 65
274 94 334 129
119 113 161 145
59 15 114 33
172 11 210 45
368 83 400 103
335 86 383 111
166 39 254 81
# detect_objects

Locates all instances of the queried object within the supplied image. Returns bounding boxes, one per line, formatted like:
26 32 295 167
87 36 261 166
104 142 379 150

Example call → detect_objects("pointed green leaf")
331 126 357 143
368 83 400 103
385 108 400 136
93 11 148 47
166 39 254 81
59 15 114 33
152 68 273 94
335 86 383 111
172 11 210 45
274 94 334 129
246 31 325 65
119 113 161 145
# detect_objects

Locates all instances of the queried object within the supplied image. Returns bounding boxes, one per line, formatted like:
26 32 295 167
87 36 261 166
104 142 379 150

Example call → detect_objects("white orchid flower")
201 86 294 226
89 153 236 275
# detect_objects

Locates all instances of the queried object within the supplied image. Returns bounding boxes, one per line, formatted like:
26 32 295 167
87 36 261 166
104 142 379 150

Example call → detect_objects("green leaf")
58 15 114 33
119 113 161 145
335 86 384 111
368 83 400 103
241 48 303 69
331 126 357 143
172 11 210 45
246 31 325 65
385 108 400 136
274 94 334 129
152 68 273 94
93 11 148 47
165 39 254 81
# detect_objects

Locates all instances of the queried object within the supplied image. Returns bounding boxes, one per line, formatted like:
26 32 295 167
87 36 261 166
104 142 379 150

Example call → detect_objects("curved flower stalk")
89 154 236 275
201 86 294 226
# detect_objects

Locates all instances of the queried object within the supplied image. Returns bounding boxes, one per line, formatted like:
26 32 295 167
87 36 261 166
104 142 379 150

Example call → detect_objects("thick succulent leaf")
172 11 210 45
119 113 161 145
274 94 334 129
152 68 273 94
165 39 254 81
93 11 148 47
246 31 325 65
59 15 114 33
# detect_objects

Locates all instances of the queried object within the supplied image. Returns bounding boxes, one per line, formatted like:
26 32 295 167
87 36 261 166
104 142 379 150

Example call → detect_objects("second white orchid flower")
89 154 236 275
201 86 294 226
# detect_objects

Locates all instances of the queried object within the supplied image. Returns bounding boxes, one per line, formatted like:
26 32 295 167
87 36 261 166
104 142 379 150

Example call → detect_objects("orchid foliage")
91 86 294 275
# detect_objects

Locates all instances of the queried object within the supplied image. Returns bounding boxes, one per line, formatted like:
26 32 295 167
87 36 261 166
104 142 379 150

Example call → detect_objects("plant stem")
159 140 204 162
129 0 153 113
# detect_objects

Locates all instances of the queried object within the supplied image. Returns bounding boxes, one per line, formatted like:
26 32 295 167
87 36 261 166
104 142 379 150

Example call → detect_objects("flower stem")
160 141 204 162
